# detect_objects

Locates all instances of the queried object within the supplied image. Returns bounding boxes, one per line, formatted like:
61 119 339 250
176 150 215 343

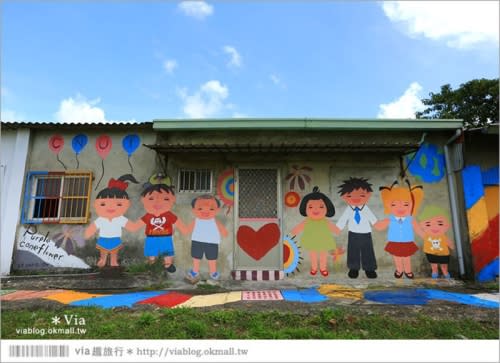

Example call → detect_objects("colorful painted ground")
1 286 498 309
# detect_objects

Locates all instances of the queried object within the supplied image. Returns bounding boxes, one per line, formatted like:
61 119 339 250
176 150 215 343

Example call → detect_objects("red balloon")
48 135 64 154
95 135 112 159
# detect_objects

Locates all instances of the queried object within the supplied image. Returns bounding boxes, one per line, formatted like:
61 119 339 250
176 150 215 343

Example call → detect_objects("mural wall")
12 130 157 271
12 131 466 282
462 165 499 282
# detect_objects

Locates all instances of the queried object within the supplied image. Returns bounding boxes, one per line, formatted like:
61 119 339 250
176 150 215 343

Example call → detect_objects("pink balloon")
95 135 112 159
48 135 64 154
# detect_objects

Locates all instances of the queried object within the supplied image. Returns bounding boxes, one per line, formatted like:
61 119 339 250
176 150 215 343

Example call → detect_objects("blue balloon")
122 134 140 156
71 134 88 155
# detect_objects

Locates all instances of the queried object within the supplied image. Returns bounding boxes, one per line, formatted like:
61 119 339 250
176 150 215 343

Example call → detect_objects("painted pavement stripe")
418 289 500 309
472 293 500 303
69 291 166 308
242 290 283 301
44 291 110 304
280 288 329 303
175 292 241 308
1 290 67 301
317 284 363 300
363 290 429 305
0 290 17 296
137 292 192 307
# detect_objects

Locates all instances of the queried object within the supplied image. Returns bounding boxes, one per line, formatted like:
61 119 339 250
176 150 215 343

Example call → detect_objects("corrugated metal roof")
144 141 421 153
1 120 153 129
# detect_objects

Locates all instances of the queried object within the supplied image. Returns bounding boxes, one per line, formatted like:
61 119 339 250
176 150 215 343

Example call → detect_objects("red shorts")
384 241 418 257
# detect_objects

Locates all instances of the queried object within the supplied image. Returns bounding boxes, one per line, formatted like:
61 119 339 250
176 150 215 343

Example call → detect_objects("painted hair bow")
108 178 128 191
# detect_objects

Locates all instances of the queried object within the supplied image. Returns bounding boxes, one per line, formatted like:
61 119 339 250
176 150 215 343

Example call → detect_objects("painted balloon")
72 134 88 155
95 135 112 159
122 134 140 156
48 135 64 154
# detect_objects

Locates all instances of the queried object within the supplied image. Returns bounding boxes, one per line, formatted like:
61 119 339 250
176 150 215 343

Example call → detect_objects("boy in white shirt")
336 177 383 279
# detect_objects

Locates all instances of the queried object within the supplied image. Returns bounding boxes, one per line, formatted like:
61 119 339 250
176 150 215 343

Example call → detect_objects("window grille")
238 169 278 218
22 171 92 224
178 169 212 192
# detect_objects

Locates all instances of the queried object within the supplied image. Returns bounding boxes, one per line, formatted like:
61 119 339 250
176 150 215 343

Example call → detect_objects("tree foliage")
416 78 499 128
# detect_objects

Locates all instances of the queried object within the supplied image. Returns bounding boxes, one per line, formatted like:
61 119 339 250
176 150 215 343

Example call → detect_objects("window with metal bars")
21 171 93 224
178 169 212 193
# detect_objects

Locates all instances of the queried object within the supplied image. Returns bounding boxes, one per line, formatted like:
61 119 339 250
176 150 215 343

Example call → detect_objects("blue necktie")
354 207 361 224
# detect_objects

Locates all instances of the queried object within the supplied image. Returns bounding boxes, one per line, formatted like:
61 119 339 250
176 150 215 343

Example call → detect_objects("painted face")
419 216 450 236
390 200 412 217
341 188 372 207
94 198 130 219
141 190 176 216
192 198 220 220
306 199 327 220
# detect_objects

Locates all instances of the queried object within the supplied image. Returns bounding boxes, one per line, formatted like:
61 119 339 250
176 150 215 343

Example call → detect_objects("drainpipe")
443 128 465 276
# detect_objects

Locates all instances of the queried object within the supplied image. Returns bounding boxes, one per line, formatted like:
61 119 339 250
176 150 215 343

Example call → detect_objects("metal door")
234 168 282 270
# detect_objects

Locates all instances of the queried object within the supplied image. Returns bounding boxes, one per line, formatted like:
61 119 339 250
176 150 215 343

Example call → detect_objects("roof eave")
152 118 463 131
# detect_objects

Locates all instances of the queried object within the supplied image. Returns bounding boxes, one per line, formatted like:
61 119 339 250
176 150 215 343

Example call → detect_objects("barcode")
9 345 69 358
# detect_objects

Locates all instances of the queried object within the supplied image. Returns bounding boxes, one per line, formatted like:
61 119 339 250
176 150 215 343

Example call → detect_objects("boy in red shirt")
131 181 185 273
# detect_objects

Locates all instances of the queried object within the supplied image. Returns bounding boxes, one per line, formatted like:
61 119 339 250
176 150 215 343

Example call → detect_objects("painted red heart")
237 223 281 261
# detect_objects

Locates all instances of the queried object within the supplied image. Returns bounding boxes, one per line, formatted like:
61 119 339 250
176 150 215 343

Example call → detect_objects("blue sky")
1 1 498 123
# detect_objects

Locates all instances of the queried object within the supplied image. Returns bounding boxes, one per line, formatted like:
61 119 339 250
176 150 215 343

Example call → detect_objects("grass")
2 307 498 339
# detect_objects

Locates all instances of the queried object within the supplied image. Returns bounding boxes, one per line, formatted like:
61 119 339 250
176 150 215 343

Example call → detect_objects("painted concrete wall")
10 128 158 272
1 128 31 275
8 127 460 281
461 132 499 281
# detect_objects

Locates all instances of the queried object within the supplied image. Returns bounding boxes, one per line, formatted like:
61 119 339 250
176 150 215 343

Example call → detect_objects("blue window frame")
21 171 92 224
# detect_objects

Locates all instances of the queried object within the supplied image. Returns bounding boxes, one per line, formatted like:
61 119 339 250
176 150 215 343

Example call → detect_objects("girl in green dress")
291 186 340 277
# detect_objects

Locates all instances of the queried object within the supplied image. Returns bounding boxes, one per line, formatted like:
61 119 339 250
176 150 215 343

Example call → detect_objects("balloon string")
75 153 80 169
94 159 105 191
57 154 67 170
127 156 134 173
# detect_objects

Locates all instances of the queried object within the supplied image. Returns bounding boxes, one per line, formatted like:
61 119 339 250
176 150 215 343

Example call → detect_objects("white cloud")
382 1 499 49
55 94 135 123
377 82 425 119
163 59 178 74
1 108 25 121
270 74 286 89
179 80 230 118
178 1 213 20
223 46 242 68
232 112 247 118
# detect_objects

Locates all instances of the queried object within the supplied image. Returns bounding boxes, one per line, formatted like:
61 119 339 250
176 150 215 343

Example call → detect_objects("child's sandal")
310 269 318 276
320 269 329 277
394 270 403 279
404 272 414 279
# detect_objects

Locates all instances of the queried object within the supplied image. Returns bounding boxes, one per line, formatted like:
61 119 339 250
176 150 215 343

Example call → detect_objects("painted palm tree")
285 165 312 191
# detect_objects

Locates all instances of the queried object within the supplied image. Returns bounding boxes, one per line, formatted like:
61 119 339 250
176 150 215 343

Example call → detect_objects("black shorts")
426 253 450 264
191 240 219 260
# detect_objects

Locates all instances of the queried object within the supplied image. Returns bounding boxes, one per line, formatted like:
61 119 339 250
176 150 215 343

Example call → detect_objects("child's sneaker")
210 271 220 280
431 272 439 279
443 273 451 279
186 269 200 283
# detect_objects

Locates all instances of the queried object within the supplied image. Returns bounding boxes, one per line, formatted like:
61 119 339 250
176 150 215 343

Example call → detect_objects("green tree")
416 78 499 128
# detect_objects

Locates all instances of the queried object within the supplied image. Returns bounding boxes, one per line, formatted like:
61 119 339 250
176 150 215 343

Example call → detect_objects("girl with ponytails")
377 180 424 279
85 174 139 268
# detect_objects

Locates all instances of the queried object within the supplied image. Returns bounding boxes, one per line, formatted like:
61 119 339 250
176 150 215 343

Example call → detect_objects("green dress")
300 218 336 252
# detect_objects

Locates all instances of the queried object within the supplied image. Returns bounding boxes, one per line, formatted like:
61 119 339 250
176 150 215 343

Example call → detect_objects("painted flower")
285 165 312 191
285 191 301 208
52 225 85 255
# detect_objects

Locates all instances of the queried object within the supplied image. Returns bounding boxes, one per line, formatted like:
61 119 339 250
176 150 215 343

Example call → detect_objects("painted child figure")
377 182 424 279
84 174 139 268
291 186 340 277
336 177 384 279
182 195 228 282
131 177 185 273
415 205 455 279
